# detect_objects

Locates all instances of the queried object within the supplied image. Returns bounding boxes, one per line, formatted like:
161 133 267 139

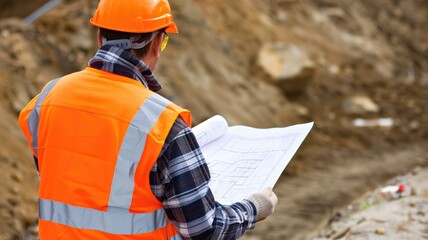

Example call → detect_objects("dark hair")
99 28 154 58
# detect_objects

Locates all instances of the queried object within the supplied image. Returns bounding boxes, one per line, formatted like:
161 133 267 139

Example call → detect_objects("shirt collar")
88 45 162 92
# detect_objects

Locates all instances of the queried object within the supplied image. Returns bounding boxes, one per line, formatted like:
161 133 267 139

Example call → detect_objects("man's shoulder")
169 117 190 138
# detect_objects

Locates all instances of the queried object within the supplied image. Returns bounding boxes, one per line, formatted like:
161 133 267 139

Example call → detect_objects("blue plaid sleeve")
150 117 257 239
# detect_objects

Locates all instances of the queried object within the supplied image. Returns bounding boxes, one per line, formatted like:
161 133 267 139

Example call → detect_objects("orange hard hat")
90 0 178 33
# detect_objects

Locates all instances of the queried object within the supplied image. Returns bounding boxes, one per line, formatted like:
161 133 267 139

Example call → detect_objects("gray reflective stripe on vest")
108 93 172 211
27 78 60 157
39 198 168 234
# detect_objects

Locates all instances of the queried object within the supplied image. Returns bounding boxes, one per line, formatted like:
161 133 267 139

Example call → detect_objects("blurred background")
0 0 427 239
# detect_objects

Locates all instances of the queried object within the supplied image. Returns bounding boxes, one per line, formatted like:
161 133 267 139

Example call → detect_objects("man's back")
19 67 188 239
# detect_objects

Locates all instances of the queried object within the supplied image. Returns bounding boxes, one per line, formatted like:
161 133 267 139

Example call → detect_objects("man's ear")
97 29 103 46
150 33 163 57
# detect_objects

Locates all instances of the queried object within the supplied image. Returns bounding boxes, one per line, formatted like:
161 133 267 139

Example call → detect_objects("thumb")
261 187 278 218
262 187 278 205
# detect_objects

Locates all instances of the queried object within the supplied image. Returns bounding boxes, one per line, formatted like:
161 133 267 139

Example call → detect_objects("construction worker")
18 0 278 239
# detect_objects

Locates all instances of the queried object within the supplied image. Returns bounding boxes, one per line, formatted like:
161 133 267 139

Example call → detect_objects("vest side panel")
18 94 40 157
19 78 62 157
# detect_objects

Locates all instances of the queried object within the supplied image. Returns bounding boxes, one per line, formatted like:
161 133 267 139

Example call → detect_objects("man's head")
90 0 176 70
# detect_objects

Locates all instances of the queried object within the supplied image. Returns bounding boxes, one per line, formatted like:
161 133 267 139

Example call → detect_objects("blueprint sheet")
193 116 313 205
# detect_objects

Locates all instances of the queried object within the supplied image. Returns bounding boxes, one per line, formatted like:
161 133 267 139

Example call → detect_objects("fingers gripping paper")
192 115 314 205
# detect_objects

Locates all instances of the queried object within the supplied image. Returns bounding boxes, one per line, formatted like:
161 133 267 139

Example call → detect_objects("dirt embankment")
0 0 427 239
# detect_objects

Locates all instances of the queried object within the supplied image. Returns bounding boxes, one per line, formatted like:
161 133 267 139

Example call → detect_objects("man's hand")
247 187 278 221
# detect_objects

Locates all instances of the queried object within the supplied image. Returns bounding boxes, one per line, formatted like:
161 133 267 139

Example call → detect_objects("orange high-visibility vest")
18 67 191 239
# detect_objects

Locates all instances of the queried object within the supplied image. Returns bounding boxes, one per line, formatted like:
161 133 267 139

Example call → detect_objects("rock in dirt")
257 42 315 94
342 95 380 115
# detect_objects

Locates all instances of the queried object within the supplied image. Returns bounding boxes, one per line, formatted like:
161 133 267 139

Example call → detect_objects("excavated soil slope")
0 0 427 239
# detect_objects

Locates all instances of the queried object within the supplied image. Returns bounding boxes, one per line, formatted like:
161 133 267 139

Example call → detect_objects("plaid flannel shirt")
88 45 257 239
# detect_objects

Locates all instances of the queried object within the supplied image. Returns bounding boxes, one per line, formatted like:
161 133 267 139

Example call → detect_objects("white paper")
192 115 228 147
193 115 313 205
